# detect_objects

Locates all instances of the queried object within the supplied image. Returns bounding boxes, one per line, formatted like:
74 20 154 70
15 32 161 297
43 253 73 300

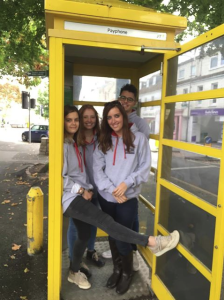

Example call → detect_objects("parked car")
22 125 49 142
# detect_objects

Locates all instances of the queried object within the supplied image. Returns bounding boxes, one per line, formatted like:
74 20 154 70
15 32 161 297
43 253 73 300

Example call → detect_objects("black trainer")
86 250 105 268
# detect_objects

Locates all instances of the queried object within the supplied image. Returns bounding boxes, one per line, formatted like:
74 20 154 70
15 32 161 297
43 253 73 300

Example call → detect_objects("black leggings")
64 196 149 271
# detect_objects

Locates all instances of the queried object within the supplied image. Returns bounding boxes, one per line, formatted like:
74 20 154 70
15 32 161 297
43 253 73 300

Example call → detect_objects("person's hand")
82 190 93 201
113 194 128 204
113 182 128 197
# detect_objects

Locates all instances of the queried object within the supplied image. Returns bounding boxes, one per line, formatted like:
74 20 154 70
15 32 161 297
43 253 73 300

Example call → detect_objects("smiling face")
82 108 96 130
64 111 79 138
119 90 136 114
107 107 123 137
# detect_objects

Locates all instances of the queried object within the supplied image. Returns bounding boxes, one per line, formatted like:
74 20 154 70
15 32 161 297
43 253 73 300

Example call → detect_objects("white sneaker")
68 270 91 289
149 230 180 257
102 249 112 259
133 251 140 271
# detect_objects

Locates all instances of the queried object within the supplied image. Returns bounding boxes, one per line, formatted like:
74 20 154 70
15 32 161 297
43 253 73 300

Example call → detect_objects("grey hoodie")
128 110 150 139
93 124 151 203
62 141 93 213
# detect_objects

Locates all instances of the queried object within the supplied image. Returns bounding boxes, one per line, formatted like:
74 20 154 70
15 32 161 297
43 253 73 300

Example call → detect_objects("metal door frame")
151 24 224 300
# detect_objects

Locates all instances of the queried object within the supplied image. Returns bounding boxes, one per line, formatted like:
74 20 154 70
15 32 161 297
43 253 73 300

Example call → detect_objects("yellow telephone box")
45 1 224 299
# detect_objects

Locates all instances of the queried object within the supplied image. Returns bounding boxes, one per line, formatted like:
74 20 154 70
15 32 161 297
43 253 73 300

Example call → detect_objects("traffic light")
30 98 36 109
22 91 29 109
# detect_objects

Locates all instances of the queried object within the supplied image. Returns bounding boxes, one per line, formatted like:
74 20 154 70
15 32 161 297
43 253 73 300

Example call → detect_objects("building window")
211 83 218 89
191 65 196 76
178 69 185 79
183 88 188 94
221 54 224 65
197 85 203 91
210 56 218 68
197 100 202 105
142 82 147 88
211 83 218 105
151 96 155 101
152 77 156 85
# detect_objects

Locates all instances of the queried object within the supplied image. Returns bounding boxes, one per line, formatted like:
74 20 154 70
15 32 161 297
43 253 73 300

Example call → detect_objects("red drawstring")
82 146 86 166
74 142 83 172
113 137 119 165
83 137 96 166
113 136 126 165
123 143 126 160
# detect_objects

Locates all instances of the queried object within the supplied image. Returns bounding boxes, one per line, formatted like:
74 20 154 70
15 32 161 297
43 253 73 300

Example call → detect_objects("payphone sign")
64 21 167 41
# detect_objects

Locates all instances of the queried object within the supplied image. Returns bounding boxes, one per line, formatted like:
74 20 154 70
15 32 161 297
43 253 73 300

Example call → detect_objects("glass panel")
159 186 215 270
161 146 219 206
73 76 130 102
166 35 224 96
164 98 224 148
139 71 162 102
140 106 160 135
141 173 156 207
138 195 154 238
156 248 210 300
150 139 159 169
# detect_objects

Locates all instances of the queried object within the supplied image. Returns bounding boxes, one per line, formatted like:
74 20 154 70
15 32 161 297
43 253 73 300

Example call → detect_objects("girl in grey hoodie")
67 105 105 275
62 104 179 291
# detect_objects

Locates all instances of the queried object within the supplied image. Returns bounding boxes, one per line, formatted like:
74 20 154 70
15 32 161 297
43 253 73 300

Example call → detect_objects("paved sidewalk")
0 139 49 300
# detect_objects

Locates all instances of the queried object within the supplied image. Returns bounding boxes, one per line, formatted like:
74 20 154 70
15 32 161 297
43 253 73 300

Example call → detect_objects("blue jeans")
67 197 98 261
98 193 138 256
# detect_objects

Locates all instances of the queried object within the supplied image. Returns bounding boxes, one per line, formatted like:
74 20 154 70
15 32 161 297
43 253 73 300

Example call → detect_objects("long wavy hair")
77 105 100 146
99 100 134 154
64 105 79 143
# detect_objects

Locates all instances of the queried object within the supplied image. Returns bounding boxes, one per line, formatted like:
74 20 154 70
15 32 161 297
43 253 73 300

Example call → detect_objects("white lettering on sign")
64 21 167 41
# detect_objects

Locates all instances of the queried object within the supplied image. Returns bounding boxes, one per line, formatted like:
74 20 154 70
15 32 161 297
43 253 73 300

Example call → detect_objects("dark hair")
99 100 134 154
120 84 138 99
77 104 100 146
64 105 79 142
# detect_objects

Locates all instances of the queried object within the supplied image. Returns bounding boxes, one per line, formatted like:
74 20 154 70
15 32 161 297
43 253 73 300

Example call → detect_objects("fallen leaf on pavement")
4 264 8 267
16 181 30 185
43 216 48 219
1 200 11 204
11 203 18 206
24 224 27 226
3 179 10 182
24 268 29 273
31 173 38 177
20 296 27 300
10 255 16 259
12 244 21 251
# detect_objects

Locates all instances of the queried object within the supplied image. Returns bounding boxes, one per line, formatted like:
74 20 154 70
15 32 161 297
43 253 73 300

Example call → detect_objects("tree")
122 0 224 41
0 83 21 107
0 0 47 87
35 85 49 119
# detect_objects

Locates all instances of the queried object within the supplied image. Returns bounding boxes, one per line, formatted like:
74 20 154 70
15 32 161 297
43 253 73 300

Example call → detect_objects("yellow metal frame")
48 37 64 300
151 24 224 300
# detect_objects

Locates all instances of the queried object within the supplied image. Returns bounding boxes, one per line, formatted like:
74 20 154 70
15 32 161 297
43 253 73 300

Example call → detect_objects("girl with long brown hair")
93 101 179 295
67 105 104 276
